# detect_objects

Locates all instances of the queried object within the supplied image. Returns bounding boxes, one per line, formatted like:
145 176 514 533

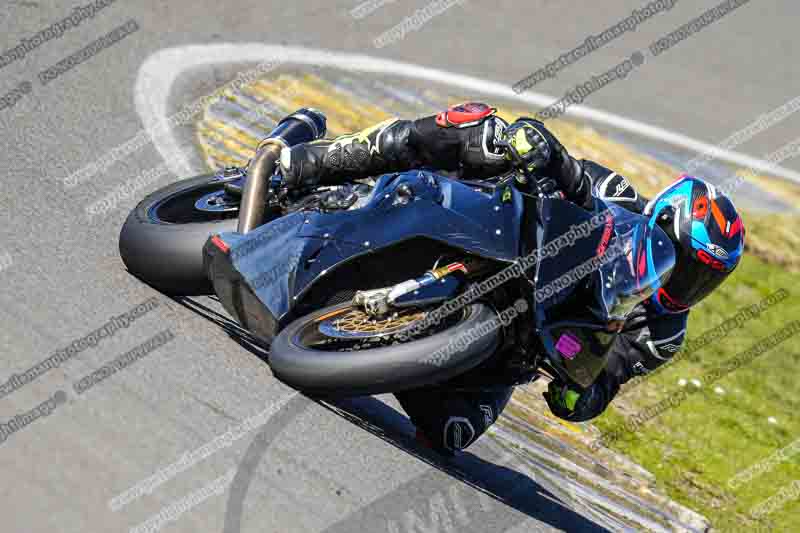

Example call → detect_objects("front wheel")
119 174 240 295
269 302 502 397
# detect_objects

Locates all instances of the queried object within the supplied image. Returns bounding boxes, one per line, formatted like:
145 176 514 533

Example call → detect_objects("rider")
271 102 745 455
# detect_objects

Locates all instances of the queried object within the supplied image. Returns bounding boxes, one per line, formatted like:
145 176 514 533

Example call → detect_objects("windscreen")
592 203 676 321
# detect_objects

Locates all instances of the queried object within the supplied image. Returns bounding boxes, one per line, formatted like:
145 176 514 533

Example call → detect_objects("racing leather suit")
277 107 689 453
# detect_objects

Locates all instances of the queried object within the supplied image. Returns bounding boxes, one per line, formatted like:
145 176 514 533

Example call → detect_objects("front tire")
119 174 239 295
269 302 502 397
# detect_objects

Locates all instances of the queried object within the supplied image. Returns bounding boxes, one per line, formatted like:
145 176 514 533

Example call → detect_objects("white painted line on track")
135 43 800 184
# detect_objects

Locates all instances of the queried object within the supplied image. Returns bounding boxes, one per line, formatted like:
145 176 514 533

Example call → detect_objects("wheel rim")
149 182 239 224
317 307 428 339
293 305 466 352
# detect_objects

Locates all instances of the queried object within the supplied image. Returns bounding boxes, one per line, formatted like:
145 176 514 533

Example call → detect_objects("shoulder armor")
595 172 639 203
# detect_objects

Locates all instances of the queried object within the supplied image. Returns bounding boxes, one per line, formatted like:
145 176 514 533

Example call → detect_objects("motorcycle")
119 109 675 396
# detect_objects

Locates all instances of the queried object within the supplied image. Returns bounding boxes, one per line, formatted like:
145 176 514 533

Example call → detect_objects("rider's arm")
579 160 648 213
518 121 649 212
546 309 689 422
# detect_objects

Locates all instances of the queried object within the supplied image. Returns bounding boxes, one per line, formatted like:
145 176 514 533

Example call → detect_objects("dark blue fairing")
530 197 675 387
215 170 524 327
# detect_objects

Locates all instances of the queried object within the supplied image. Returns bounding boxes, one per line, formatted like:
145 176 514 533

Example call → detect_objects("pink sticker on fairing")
556 333 583 360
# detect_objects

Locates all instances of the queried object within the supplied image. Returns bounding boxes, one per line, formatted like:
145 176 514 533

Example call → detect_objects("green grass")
594 247 800 532
528 121 800 531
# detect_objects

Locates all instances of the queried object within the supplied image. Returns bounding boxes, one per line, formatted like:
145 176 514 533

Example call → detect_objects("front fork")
353 259 541 385
353 262 468 317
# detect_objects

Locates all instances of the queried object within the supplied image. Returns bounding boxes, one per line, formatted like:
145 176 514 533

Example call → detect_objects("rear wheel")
269 301 502 397
119 174 240 295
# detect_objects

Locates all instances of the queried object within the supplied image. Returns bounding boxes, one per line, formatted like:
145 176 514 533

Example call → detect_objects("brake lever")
504 169 544 197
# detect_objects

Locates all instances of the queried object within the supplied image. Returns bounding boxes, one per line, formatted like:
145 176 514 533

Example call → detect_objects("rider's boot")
278 118 419 188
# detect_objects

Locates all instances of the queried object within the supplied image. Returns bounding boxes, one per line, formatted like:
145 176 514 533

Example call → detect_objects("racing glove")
499 119 553 173
543 375 613 422
505 118 591 206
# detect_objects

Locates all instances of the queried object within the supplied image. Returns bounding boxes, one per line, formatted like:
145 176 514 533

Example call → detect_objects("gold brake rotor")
318 307 426 338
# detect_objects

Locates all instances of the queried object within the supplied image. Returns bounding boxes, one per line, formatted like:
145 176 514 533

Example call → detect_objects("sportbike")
119 109 674 395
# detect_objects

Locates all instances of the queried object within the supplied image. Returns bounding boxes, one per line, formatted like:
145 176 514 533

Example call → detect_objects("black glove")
543 376 613 422
511 118 590 206
499 118 553 173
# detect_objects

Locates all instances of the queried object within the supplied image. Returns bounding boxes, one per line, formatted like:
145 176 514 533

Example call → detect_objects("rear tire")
119 174 239 295
269 302 502 397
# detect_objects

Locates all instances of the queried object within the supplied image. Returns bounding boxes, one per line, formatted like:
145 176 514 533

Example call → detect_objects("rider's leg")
395 386 513 455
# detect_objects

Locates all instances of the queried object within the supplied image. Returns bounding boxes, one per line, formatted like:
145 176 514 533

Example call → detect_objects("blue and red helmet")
644 175 744 313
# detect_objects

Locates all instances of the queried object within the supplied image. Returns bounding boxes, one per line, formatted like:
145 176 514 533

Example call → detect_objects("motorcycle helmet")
644 175 744 313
